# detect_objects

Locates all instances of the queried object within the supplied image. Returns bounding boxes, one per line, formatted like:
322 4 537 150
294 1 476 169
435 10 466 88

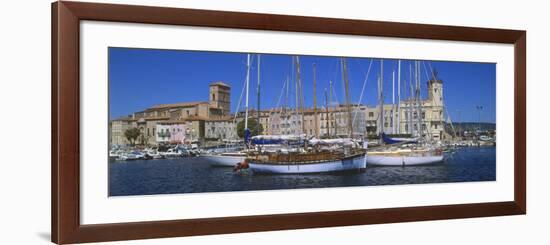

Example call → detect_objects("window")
212 94 215 101
422 112 426 119
369 112 374 118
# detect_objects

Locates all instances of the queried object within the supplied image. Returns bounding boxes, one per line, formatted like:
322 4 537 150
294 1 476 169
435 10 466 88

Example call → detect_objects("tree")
124 127 141 146
237 119 264 138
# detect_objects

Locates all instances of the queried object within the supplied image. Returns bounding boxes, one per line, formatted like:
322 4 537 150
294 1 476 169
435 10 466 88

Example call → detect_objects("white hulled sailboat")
366 60 444 166
202 54 256 167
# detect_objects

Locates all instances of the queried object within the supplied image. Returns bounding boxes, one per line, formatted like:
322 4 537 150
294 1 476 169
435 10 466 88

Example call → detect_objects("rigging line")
427 62 436 80
339 59 347 110
331 81 340 105
420 62 433 141
328 58 338 87
352 58 373 127
278 76 289 115
428 62 455 138
233 55 249 123
353 57 368 75
422 61 431 86
271 78 287 115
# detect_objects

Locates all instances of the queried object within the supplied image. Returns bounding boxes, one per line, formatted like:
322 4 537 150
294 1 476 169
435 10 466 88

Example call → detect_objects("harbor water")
109 146 496 196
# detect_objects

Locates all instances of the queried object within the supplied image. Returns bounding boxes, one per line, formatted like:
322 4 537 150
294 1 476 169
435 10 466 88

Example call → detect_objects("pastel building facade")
109 76 449 146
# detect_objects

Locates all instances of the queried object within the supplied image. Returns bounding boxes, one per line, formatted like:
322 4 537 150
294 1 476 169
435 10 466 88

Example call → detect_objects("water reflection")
109 147 496 196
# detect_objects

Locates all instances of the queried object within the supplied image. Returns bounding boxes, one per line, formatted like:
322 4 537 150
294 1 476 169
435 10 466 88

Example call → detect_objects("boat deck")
247 149 366 165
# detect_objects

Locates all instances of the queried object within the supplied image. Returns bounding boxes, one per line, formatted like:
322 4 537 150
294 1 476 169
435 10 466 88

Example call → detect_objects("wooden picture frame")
51 1 526 244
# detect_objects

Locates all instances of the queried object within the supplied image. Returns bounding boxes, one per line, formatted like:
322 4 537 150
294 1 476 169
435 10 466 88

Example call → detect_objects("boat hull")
249 154 366 174
366 154 443 166
202 155 245 167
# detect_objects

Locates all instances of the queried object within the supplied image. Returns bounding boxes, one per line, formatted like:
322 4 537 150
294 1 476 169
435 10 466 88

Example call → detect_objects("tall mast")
294 56 305 135
256 54 261 135
392 69 395 134
408 62 414 135
286 76 289 112
329 80 336 136
397 60 401 134
244 54 251 130
415 60 422 139
313 63 319 137
294 57 299 135
341 58 353 138
324 88 330 137
378 59 384 141
284 75 289 135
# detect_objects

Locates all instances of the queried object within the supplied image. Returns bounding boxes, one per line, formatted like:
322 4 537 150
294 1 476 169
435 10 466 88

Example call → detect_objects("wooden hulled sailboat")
246 57 367 174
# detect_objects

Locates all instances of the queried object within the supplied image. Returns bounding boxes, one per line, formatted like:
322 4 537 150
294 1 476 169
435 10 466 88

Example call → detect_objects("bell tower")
427 70 443 107
209 81 231 116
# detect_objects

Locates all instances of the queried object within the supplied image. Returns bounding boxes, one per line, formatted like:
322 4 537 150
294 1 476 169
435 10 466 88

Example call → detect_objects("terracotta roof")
143 116 170 121
149 101 209 109
180 115 210 121
158 120 188 124
209 81 230 88
205 117 235 122
110 116 134 122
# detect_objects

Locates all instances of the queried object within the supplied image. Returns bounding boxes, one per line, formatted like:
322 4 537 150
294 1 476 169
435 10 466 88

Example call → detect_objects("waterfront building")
109 81 233 146
234 109 271 134
109 118 132 145
205 118 238 141
155 121 188 144
398 76 447 140
265 109 300 135
262 76 448 141
109 76 450 146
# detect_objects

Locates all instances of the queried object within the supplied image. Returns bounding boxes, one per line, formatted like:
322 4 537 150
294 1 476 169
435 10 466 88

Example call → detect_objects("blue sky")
109 47 496 123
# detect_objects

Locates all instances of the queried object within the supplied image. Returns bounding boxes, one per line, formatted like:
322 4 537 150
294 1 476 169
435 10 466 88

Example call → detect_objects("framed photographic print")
52 1 526 244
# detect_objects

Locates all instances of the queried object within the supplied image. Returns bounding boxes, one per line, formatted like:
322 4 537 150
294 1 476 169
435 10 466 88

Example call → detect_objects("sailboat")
366 145 443 166
366 60 444 166
202 53 256 167
246 57 367 174
202 151 247 167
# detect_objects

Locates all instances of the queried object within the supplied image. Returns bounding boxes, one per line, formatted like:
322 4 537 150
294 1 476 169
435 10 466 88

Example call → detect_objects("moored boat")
118 151 144 161
366 147 443 166
247 150 366 174
246 135 367 174
201 152 246 167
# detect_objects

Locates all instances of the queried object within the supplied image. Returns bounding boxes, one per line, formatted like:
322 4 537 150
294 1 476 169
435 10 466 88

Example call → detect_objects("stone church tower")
428 71 443 107
209 81 231 116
